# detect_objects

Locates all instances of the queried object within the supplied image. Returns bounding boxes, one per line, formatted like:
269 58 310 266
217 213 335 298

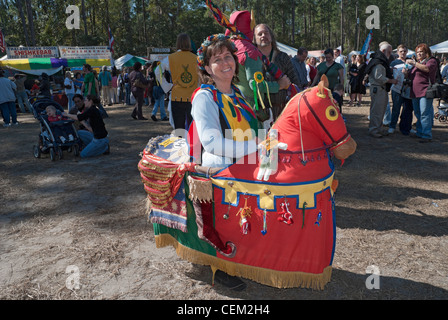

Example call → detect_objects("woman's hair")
176 33 192 51
72 93 83 101
197 38 239 85
324 48 334 57
357 54 366 63
415 43 432 57
133 62 142 71
85 94 100 105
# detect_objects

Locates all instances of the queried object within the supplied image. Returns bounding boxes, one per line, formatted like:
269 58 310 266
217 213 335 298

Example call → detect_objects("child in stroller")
45 105 75 143
32 98 82 160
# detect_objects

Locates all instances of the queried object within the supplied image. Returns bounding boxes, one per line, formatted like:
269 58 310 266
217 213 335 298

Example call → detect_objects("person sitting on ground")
45 105 75 143
70 94 92 133
62 95 109 157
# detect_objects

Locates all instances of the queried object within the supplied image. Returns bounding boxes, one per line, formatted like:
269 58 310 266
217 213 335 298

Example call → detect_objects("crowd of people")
1 23 446 159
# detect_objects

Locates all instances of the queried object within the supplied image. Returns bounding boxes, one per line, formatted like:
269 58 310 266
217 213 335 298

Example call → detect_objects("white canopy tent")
430 40 448 54
277 42 297 58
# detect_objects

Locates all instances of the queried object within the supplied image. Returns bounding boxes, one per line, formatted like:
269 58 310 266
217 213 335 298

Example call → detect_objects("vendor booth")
1 46 112 108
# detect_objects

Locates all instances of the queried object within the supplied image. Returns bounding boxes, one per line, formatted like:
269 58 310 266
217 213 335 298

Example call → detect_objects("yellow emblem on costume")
212 172 334 210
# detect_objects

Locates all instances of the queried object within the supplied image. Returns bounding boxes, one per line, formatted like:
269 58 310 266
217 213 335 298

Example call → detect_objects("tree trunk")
16 0 29 46
25 0 35 46
81 0 88 36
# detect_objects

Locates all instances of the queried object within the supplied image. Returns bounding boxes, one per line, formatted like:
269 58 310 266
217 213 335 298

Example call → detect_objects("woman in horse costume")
138 33 356 290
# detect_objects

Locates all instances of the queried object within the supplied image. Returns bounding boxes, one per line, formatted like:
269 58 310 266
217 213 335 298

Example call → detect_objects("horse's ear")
320 74 329 89
317 74 330 98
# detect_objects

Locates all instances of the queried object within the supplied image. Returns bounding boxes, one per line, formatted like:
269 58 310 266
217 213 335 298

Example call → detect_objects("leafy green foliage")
2 0 448 57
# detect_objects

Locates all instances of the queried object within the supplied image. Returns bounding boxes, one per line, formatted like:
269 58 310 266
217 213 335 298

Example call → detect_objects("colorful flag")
108 26 114 55
360 29 373 55
0 28 6 53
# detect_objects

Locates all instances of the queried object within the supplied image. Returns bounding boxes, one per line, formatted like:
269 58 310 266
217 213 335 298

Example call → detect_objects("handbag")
426 82 448 99
133 78 149 89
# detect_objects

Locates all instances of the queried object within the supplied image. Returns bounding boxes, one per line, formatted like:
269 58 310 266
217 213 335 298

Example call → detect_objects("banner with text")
6 46 59 59
59 46 112 59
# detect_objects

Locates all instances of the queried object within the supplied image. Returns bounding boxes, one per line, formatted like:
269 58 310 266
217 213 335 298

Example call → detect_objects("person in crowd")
388 44 414 135
157 33 198 132
334 48 346 81
98 66 112 106
317 54 325 66
30 80 40 96
150 61 168 122
364 41 398 138
64 71 76 111
73 72 84 94
306 56 317 84
254 23 300 120
0 69 19 127
312 48 344 91
14 73 33 113
349 54 367 106
224 11 290 130
332 83 344 114
81 64 99 98
291 47 311 90
62 95 109 157
39 73 52 99
111 68 119 104
70 94 92 133
146 62 156 107
129 62 150 120
117 69 125 104
405 43 438 142
123 68 131 105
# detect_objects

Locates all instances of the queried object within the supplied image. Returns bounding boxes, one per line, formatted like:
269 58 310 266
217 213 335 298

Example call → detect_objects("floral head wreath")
197 33 237 70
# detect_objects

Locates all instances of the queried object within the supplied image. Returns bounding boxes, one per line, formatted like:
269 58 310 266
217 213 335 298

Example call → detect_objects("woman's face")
84 97 92 108
325 53 334 63
205 47 236 85
416 48 427 61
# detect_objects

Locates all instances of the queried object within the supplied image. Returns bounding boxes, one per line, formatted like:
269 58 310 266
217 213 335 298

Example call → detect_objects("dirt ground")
1 96 447 300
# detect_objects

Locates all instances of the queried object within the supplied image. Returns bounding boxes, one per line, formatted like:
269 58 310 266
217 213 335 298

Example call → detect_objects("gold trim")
155 234 332 290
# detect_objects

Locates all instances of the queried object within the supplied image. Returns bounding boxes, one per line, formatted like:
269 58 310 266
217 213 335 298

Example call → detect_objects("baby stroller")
32 98 82 161
435 100 448 123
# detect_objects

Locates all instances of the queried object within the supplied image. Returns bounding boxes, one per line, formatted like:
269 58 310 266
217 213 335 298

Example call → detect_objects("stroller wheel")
33 145 41 158
57 147 63 160
439 115 447 122
73 144 80 157
434 112 439 119
50 148 56 161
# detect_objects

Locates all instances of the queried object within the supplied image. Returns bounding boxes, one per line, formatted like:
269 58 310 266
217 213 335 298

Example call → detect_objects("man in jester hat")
224 11 291 126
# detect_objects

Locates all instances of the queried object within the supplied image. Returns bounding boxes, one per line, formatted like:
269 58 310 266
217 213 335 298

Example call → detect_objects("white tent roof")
430 40 448 54
277 42 297 58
